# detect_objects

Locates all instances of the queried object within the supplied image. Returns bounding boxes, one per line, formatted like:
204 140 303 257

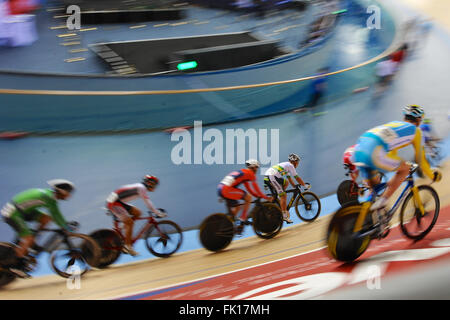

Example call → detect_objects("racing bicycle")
88 209 183 268
327 163 440 263
0 222 100 289
265 182 321 221
199 198 283 252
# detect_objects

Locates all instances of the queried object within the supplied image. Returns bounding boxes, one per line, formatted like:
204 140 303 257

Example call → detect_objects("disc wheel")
252 203 283 239
199 214 234 252
87 229 123 268
326 205 372 263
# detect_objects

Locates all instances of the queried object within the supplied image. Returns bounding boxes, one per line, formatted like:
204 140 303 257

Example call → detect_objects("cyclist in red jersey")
217 159 273 233
343 145 359 182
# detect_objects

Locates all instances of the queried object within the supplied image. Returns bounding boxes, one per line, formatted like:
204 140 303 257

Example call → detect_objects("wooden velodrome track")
0 161 448 300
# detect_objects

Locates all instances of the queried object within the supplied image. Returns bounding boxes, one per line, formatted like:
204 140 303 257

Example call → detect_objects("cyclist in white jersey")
264 154 308 223
106 175 166 256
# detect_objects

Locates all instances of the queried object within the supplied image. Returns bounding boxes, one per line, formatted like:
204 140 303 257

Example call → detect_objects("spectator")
307 67 329 107
374 57 396 96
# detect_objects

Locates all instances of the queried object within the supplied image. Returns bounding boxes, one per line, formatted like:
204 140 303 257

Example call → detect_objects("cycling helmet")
47 179 75 195
343 146 356 172
245 159 260 169
423 118 432 124
142 175 159 188
403 105 424 119
288 153 301 163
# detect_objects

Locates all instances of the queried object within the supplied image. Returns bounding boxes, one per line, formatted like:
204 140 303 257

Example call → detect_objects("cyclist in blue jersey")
353 105 442 214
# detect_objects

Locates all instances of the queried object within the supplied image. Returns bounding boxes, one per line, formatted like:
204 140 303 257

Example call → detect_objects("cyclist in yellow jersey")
353 105 442 212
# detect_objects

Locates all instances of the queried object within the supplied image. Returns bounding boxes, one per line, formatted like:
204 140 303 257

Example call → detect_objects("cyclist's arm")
47 201 69 230
244 181 270 200
287 164 305 186
139 188 161 214
413 128 434 180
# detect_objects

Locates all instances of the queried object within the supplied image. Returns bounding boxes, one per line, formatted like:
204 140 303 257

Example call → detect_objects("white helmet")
288 153 301 163
47 179 75 195
245 159 260 169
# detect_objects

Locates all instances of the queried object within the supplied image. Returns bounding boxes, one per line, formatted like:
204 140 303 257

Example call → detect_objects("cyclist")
420 118 439 147
1 179 76 277
343 145 359 182
217 159 272 234
353 105 442 226
264 154 308 224
106 175 166 256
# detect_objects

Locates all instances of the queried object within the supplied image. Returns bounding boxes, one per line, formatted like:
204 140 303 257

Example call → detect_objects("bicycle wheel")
336 180 359 206
87 229 123 268
295 191 321 222
0 243 17 288
199 213 234 252
252 203 283 239
400 185 440 241
326 205 373 263
145 221 183 258
50 233 100 278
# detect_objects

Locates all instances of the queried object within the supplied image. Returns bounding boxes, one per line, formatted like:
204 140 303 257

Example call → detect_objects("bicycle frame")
268 186 301 210
112 215 158 245
353 173 424 233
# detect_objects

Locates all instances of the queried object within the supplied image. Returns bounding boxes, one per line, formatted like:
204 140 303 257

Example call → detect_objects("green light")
177 61 198 71
332 9 347 14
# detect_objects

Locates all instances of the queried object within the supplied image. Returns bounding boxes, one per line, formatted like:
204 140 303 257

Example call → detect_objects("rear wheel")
336 180 359 205
252 203 283 239
400 185 440 240
295 191 321 222
0 243 17 288
326 205 372 263
199 214 234 252
145 221 183 258
87 229 123 268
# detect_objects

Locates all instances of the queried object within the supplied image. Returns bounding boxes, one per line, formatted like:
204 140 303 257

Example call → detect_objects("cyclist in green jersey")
1 179 75 276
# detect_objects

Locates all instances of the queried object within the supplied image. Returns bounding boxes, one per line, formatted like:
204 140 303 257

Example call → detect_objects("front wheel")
295 191 321 222
252 203 283 239
326 205 372 263
400 185 440 241
199 213 234 252
50 233 100 278
145 221 183 258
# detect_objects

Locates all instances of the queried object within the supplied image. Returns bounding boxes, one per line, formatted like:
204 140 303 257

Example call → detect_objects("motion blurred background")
0 0 448 245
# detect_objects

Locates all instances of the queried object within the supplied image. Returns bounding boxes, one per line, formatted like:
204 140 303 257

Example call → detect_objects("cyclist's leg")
128 206 142 220
218 185 245 217
371 146 408 209
268 176 286 210
108 202 134 247
4 212 34 258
